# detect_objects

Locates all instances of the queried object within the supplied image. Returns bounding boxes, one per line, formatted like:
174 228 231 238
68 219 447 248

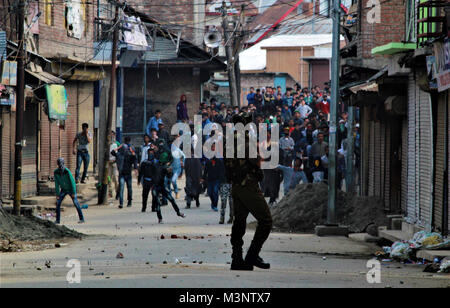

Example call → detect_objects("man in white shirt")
108 131 119 199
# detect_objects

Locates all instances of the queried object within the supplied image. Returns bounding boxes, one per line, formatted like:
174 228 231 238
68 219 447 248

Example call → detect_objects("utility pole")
13 0 26 215
221 1 239 107
327 0 341 226
99 3 119 204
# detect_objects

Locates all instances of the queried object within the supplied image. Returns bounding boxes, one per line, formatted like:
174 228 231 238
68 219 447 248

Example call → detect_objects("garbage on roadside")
377 230 450 271
439 258 450 273
410 231 444 248
390 242 412 260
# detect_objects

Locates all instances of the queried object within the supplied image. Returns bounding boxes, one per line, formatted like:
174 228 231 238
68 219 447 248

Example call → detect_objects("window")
44 0 53 26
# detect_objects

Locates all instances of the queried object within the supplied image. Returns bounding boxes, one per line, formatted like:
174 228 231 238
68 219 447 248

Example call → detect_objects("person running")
54 158 85 224
151 154 186 223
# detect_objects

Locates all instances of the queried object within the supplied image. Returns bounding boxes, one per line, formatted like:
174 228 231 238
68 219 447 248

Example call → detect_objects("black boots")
244 246 270 269
230 249 253 271
245 255 270 269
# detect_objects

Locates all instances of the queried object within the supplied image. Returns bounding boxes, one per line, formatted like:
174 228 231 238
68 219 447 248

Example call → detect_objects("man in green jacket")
54 158 85 224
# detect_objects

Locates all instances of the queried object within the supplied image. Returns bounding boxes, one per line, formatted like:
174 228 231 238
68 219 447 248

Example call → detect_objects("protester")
184 155 202 209
146 110 162 135
202 146 226 212
111 137 138 209
54 158 85 224
108 131 120 199
176 94 189 123
73 123 92 184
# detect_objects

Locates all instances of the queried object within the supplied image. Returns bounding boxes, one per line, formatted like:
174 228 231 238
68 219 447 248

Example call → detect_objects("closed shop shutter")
433 94 446 232
22 103 38 197
407 75 417 223
374 121 381 196
447 92 450 234
368 121 375 196
418 88 433 230
401 119 408 213
384 122 391 210
1 110 13 198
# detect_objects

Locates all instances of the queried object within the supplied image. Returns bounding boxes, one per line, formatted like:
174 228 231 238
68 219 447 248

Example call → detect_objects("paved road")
1 179 449 288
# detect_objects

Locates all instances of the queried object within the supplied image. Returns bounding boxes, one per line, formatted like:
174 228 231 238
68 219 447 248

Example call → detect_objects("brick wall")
359 0 406 59
39 81 80 180
122 66 203 145
37 1 95 59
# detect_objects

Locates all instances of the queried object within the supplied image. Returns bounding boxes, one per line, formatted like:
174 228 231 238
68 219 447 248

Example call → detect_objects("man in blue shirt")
146 110 162 136
277 158 308 195
246 87 255 105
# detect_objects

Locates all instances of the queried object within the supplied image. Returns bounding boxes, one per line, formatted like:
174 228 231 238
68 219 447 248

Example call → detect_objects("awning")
349 81 378 94
25 69 65 84
69 68 106 81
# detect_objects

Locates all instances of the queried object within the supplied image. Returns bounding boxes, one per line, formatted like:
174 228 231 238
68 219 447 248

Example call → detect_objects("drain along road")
0 179 448 288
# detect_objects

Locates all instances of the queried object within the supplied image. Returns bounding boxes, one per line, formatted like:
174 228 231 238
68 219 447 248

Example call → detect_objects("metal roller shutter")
384 122 391 211
407 75 418 223
374 121 381 196
418 87 433 230
368 121 375 196
401 119 408 213
434 94 446 232
22 103 38 197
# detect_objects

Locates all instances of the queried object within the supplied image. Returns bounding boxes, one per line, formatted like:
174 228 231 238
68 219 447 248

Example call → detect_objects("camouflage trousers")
219 183 233 219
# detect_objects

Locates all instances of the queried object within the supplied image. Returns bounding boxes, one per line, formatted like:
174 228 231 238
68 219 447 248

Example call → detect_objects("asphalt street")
1 178 449 288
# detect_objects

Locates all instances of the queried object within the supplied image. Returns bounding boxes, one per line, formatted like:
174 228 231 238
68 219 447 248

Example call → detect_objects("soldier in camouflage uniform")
225 114 272 271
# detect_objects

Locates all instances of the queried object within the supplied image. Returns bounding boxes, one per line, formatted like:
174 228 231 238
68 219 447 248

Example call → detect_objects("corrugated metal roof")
25 69 65 84
141 37 178 62
0 31 6 61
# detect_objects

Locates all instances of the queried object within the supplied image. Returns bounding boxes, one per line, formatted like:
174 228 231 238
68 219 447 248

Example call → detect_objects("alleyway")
1 179 449 288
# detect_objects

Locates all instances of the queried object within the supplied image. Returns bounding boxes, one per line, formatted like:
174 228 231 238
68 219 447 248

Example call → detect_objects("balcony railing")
416 0 448 47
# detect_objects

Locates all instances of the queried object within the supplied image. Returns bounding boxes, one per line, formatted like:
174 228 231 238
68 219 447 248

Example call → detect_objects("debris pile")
0 208 83 252
270 182 389 233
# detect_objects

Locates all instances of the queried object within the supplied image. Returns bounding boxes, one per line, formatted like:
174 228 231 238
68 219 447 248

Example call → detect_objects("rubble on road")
0 208 83 252
269 182 389 233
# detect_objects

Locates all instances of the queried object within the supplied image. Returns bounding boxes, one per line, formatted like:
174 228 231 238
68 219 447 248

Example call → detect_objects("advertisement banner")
45 84 68 120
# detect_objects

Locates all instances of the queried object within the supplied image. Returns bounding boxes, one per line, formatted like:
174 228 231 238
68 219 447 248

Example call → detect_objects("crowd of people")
63 84 359 225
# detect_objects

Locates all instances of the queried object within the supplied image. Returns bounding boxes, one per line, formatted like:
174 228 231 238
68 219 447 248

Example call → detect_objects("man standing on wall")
73 123 92 184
